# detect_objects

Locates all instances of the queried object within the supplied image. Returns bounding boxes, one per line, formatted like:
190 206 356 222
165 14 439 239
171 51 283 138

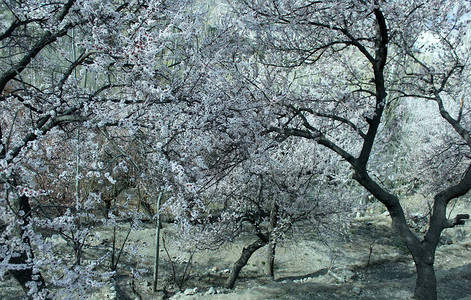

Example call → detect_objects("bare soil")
2 203 471 300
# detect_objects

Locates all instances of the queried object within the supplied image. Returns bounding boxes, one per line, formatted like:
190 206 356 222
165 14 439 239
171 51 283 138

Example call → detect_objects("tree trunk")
225 239 267 289
411 244 438 300
8 252 46 298
265 202 278 278
414 261 437 300
266 240 276 278
8 195 49 299
153 192 162 292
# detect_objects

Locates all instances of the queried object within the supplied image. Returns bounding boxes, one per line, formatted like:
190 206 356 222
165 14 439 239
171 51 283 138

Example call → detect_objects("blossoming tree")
0 0 212 298
232 0 471 299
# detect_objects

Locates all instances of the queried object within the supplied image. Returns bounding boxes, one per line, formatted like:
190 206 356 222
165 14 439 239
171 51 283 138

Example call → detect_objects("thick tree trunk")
354 172 440 300
8 252 47 298
414 261 437 300
410 240 439 300
9 195 49 299
225 239 267 289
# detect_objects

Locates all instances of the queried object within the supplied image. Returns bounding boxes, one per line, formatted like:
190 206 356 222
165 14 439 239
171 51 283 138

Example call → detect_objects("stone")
352 287 361 295
216 288 231 294
328 268 355 283
206 286 217 295
184 287 198 295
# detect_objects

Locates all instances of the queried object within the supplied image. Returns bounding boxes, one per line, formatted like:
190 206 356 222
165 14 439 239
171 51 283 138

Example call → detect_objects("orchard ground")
2 197 471 300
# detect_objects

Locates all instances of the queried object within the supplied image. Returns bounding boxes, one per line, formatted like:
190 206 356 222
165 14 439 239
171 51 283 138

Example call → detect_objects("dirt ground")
153 214 471 300
2 200 471 300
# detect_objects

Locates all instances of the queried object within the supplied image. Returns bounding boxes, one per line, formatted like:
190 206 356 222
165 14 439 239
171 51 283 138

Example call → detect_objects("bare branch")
435 93 471 147
435 164 471 205
6 109 84 164
0 24 74 94
445 213 470 228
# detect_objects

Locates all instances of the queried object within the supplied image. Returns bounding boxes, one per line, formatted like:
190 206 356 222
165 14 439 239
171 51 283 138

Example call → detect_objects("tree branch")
6 110 84 164
445 214 470 228
435 94 471 147
308 110 366 139
0 24 74 93
435 164 471 204
0 18 45 41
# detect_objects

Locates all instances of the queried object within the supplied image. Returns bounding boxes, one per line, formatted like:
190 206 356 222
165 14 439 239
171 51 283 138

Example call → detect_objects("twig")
162 235 177 283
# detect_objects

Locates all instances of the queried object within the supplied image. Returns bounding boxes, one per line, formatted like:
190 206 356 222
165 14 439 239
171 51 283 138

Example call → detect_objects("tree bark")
8 195 49 299
225 239 267 289
409 231 439 300
353 170 441 299
153 192 162 292
8 252 46 298
265 202 278 278
266 240 276 278
414 261 437 300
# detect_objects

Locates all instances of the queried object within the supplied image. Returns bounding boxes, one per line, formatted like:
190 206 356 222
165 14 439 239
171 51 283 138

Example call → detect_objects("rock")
211 267 218 272
184 287 198 295
101 293 116 300
293 277 316 283
344 269 355 281
352 286 361 295
216 288 231 294
439 235 453 245
221 268 231 274
206 286 216 295
328 268 355 283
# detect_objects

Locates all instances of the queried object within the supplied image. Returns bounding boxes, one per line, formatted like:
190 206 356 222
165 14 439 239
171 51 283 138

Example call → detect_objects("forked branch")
446 214 470 228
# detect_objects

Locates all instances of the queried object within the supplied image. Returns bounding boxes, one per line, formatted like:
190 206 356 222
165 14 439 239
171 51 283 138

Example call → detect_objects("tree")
232 1 471 299
0 0 209 297
218 139 352 289
149 49 354 285
158 122 353 289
